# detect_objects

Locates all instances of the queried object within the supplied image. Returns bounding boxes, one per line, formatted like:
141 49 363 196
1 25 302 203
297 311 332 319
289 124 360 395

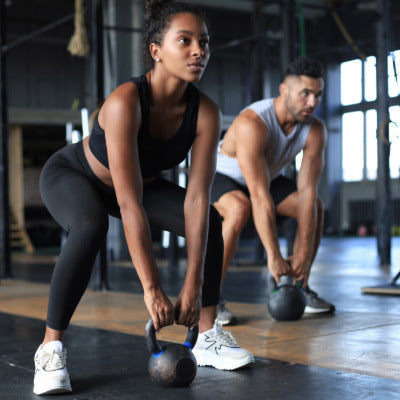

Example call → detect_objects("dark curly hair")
143 0 207 70
285 57 324 79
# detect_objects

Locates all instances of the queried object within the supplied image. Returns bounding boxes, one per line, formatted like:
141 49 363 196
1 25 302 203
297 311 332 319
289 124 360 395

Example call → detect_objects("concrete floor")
1 236 400 399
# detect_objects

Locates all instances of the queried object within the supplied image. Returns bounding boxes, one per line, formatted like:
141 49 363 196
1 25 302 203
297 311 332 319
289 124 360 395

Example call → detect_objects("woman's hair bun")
145 0 175 16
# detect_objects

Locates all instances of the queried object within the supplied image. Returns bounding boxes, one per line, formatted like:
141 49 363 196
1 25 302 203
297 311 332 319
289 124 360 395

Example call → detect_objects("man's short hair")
285 57 324 79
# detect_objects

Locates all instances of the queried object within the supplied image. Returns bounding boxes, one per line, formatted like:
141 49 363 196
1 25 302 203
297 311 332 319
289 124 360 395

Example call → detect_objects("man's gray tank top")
216 98 313 185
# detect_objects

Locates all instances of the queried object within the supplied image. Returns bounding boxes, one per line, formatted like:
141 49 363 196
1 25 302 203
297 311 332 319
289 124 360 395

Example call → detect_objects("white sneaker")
192 322 255 370
33 341 72 395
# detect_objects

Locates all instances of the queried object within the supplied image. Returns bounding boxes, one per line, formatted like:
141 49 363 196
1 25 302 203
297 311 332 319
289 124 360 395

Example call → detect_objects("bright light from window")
365 56 377 102
389 106 400 178
295 150 303 172
342 111 364 181
365 109 377 179
388 51 400 98
341 59 362 105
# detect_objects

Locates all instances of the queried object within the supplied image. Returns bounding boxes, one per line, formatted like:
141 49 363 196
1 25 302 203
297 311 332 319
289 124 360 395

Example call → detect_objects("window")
365 109 377 180
342 111 364 181
389 106 400 178
365 56 377 102
388 51 400 98
341 51 400 181
340 59 362 105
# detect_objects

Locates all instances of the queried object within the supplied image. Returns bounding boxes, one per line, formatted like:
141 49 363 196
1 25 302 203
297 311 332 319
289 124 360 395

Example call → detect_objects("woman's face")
154 12 210 82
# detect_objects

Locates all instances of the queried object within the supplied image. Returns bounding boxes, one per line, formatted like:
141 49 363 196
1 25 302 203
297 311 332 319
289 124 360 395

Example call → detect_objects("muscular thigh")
214 190 250 220
270 175 298 219
211 173 250 218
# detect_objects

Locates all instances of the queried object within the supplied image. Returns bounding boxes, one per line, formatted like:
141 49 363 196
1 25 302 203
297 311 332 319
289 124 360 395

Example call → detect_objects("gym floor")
1 236 400 399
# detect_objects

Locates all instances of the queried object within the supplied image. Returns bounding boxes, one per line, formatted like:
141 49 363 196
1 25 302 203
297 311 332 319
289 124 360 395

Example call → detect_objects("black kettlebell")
267 276 306 321
145 318 199 388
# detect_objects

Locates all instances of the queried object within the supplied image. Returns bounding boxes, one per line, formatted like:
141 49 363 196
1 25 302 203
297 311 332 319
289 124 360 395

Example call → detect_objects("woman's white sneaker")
33 340 72 395
192 323 255 370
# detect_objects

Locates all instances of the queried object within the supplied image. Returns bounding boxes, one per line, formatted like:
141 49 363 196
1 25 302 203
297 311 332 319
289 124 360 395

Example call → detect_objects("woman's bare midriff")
82 136 156 187
82 137 115 187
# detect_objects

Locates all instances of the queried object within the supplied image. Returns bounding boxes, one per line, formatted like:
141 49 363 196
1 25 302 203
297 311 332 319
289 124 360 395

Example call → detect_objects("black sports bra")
89 75 200 179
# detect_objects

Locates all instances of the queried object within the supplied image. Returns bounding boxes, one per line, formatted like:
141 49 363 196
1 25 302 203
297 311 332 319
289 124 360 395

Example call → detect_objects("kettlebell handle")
145 318 199 357
270 275 303 291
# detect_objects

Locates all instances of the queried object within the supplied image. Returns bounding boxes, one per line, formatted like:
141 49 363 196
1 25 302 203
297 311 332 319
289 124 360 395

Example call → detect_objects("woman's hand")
174 284 202 328
144 287 175 331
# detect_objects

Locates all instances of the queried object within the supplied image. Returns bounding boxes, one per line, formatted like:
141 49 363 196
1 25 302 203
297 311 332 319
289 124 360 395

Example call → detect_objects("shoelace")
214 329 239 348
37 350 66 371
303 286 318 297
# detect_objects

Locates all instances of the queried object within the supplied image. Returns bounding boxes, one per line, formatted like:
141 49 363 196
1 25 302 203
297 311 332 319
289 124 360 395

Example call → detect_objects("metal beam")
376 0 391 266
281 0 298 257
1 12 75 53
8 108 82 126
91 0 108 290
280 0 297 73
0 0 11 279
92 0 104 108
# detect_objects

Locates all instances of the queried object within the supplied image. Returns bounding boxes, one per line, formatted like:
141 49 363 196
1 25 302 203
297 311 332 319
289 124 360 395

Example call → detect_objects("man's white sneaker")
216 299 237 326
192 323 255 370
33 340 72 395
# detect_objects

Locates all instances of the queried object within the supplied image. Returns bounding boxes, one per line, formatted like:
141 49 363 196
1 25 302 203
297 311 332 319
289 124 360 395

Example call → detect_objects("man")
211 57 335 325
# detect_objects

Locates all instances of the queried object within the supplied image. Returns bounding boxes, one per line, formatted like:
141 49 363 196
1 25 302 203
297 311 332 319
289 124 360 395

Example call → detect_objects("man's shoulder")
309 117 327 138
234 108 269 132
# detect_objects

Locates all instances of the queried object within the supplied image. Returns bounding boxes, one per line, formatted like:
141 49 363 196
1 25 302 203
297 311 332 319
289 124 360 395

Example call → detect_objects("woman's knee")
70 212 109 242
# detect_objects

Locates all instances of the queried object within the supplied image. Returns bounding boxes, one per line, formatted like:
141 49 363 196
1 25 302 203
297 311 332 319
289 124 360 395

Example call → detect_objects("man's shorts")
211 172 297 207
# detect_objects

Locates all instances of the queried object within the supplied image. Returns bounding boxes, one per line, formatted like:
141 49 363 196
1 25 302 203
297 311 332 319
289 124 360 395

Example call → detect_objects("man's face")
284 75 324 123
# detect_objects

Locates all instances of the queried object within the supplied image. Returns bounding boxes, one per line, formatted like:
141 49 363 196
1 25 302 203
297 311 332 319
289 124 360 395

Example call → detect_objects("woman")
33 1 254 395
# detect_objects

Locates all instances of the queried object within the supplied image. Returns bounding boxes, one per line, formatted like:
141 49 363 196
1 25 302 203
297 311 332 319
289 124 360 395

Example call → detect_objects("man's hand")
144 287 175 331
175 284 202 329
287 253 309 282
268 255 293 283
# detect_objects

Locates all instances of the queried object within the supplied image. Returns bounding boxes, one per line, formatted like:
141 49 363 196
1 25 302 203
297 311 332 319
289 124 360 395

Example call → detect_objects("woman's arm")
101 82 174 331
175 93 222 328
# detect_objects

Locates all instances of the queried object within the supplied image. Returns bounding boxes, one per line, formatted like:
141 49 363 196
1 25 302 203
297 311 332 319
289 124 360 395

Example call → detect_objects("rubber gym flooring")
1 237 400 399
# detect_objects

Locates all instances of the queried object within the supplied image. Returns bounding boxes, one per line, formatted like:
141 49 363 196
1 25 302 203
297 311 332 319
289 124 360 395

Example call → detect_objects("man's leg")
276 191 334 313
214 191 251 284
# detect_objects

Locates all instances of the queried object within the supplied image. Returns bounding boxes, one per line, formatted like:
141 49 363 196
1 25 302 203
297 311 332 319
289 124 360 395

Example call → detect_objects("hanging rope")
296 1 306 57
326 0 366 61
67 0 90 57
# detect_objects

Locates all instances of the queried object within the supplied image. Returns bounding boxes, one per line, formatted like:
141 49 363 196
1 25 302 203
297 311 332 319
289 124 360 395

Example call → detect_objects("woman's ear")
149 43 161 63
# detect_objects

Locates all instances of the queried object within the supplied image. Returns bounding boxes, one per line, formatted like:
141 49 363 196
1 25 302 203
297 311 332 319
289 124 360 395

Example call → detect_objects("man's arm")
290 119 327 280
235 111 292 282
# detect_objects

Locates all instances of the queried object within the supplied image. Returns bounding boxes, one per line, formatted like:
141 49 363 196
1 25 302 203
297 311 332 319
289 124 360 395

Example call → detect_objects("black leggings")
39 142 223 330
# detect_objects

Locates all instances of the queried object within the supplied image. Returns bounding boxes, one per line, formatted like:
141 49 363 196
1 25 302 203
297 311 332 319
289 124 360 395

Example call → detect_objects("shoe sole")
216 316 237 326
33 381 72 395
304 305 332 314
193 351 255 370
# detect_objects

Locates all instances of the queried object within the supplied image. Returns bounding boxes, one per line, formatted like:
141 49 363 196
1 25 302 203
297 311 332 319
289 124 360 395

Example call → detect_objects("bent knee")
216 194 251 226
70 213 109 241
